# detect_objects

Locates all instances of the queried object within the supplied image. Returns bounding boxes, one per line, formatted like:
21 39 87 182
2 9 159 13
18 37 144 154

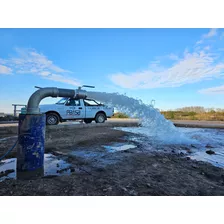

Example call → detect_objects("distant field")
113 111 224 121
161 111 224 121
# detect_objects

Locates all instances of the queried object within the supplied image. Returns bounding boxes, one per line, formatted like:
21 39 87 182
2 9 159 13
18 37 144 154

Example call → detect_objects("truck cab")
39 97 114 125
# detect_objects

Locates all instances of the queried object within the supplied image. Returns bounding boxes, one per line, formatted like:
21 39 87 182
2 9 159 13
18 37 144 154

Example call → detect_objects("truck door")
64 99 85 119
84 99 101 118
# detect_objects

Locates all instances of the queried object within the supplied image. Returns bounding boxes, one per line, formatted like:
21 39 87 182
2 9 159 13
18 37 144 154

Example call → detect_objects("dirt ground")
1 126 224 196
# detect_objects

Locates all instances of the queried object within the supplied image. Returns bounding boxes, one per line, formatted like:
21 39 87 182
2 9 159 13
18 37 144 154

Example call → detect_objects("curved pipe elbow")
27 87 76 114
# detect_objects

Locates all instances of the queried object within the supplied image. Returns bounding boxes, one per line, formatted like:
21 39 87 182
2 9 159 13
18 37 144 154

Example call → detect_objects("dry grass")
161 111 224 121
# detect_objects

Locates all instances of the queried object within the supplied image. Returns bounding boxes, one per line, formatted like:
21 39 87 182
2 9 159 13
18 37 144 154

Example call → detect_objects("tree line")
163 107 224 113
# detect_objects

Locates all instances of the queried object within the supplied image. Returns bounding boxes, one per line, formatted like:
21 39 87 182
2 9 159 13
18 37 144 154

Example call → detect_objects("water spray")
86 91 193 144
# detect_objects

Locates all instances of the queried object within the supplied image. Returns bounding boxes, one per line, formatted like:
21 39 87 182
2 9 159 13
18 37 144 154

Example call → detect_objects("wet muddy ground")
1 126 224 196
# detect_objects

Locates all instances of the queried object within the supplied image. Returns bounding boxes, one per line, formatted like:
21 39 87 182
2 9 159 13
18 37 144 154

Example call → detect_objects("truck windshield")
56 98 68 104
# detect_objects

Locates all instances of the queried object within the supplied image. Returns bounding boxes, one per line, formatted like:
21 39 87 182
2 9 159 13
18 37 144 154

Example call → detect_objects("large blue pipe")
16 87 87 174
17 114 46 171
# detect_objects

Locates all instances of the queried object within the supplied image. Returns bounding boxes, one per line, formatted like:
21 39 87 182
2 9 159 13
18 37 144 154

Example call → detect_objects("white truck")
39 97 114 125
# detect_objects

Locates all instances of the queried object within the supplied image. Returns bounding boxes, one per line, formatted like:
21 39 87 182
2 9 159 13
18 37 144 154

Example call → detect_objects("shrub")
112 112 129 118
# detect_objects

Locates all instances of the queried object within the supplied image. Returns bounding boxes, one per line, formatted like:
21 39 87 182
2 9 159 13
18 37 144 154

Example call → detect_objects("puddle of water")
103 143 137 152
0 153 72 182
177 127 224 168
70 150 104 159
0 136 17 142
115 126 224 168
190 147 224 168
71 150 117 167
0 158 16 182
70 143 138 168
44 154 71 176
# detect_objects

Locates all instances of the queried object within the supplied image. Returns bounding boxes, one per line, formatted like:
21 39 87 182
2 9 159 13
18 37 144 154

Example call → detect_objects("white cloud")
0 65 12 74
204 45 210 51
10 48 71 74
44 74 80 86
203 28 217 39
196 28 218 46
110 29 224 90
109 49 224 89
168 53 179 61
196 40 203 45
40 71 51 76
0 59 7 64
0 48 80 86
199 85 224 94
220 32 224 40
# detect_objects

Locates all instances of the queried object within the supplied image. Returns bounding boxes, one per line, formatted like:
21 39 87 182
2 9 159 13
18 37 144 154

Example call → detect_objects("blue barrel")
17 114 46 171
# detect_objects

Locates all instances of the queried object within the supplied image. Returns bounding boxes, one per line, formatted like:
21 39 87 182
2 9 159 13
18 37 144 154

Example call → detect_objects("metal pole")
14 105 16 117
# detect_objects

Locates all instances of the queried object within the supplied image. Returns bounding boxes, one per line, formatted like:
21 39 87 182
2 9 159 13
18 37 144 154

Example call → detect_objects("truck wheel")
46 113 59 125
84 119 92 124
95 113 106 123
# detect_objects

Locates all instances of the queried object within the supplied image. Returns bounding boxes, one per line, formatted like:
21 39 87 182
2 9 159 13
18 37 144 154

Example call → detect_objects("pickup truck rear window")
84 99 100 106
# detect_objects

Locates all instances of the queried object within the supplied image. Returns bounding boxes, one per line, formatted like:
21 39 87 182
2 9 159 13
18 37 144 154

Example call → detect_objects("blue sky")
0 28 224 113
